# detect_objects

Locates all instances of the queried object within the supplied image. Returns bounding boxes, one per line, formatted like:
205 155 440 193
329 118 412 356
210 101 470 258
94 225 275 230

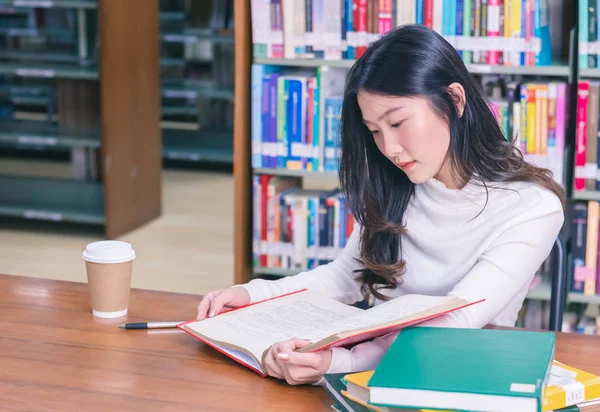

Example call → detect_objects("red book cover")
575 81 589 191
424 0 433 28
259 175 273 266
346 213 354 240
356 0 368 57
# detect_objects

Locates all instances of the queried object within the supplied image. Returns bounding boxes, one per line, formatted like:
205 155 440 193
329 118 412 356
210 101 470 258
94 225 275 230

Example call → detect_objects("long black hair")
338 24 566 300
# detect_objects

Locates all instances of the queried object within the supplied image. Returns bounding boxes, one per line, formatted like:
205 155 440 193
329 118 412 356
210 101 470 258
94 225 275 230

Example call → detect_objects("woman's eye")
391 122 402 128
369 130 380 135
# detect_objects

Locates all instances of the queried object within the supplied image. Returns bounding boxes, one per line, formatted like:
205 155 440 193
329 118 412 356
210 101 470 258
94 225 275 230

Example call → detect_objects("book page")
185 290 363 362
302 294 457 343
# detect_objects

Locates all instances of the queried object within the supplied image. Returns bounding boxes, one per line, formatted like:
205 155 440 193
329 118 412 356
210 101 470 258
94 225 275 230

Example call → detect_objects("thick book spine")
259 175 272 267
277 76 288 169
312 74 320 171
268 73 281 168
251 65 263 168
472 0 482 63
520 83 528 154
305 0 314 57
586 83 600 191
356 0 368 57
553 82 566 186
576 81 590 191
379 0 393 33
581 0 590 69
456 0 464 58
261 74 272 168
585 201 599 296
271 0 284 57
487 0 500 64
346 0 355 59
525 0 534 65
424 0 433 27
526 84 537 154
572 204 589 293
313 0 325 58
417 0 425 24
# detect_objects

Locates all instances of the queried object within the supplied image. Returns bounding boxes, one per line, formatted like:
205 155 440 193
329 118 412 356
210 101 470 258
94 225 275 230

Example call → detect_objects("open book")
178 289 483 376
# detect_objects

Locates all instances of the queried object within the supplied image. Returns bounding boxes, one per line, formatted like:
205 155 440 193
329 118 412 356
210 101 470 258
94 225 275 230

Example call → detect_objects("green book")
368 327 556 412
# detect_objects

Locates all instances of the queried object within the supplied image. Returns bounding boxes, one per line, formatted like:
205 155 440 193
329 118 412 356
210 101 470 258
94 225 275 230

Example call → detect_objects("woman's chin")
403 170 429 185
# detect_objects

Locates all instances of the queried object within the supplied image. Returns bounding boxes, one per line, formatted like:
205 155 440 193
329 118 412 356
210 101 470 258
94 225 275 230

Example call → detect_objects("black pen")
116 321 185 330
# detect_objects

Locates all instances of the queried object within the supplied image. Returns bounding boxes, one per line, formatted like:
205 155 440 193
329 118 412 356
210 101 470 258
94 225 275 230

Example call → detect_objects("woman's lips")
397 160 416 171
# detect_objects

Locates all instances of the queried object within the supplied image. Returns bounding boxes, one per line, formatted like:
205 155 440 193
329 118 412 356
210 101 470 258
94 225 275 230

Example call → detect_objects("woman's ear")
448 82 466 118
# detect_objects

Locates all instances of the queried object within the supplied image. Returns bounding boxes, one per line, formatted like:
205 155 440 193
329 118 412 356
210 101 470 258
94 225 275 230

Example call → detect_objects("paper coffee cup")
82 241 136 318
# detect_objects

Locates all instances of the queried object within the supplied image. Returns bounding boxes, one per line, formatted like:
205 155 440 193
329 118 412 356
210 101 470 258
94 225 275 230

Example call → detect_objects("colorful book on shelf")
482 77 567 188
178 289 484 377
367 326 556 412
249 0 556 66
252 175 354 271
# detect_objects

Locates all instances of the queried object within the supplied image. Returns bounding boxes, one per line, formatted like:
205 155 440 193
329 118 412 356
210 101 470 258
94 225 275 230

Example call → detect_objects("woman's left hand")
264 338 332 385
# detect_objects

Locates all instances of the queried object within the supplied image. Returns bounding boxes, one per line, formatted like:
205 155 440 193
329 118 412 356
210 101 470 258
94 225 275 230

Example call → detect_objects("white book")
179 289 482 376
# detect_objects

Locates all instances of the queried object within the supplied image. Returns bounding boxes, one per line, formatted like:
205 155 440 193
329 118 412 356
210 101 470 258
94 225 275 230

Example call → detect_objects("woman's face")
357 89 460 188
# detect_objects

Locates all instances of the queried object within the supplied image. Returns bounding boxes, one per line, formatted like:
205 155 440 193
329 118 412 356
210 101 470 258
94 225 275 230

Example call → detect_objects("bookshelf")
0 0 162 238
234 0 600 332
158 0 235 166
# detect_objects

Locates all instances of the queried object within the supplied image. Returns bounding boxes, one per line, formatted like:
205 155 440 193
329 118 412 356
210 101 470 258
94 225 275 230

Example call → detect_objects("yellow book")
343 361 600 412
538 84 549 155
509 0 522 66
343 371 455 412
535 85 547 155
503 0 512 66
543 360 600 411
343 371 384 412
527 84 537 154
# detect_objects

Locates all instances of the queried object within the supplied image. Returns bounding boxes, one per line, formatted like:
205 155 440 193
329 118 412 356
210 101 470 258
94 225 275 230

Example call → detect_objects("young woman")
196 24 565 385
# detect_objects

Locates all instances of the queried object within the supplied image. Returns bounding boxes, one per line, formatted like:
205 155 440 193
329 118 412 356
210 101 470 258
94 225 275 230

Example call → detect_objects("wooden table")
2 274 600 411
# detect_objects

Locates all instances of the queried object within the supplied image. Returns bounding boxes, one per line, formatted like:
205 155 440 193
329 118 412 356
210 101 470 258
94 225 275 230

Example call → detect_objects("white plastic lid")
82 240 136 264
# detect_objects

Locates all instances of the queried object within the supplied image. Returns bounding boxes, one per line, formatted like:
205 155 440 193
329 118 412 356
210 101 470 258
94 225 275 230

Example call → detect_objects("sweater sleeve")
418 189 565 329
317 188 565 380
238 222 365 305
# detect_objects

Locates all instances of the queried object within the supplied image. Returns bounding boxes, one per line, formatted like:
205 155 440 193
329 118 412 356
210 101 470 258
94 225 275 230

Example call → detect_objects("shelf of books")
0 1 102 220
237 0 600 333
0 0 162 238
158 0 235 165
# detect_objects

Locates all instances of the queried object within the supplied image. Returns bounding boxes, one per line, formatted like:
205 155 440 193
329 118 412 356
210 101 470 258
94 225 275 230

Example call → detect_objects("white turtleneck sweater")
239 177 564 377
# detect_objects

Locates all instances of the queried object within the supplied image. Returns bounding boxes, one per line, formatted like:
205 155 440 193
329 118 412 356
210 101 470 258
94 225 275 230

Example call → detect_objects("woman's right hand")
196 287 251 320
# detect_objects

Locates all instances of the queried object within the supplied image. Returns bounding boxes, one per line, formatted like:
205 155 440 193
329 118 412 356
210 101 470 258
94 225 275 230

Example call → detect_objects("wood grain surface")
2 274 600 411
0 274 330 411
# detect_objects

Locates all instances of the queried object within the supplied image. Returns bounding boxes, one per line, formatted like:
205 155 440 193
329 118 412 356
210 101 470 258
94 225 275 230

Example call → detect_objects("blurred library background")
2 0 600 336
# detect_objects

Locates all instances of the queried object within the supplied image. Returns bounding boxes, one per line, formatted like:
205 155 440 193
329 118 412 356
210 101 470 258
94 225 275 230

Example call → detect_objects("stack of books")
323 327 600 412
